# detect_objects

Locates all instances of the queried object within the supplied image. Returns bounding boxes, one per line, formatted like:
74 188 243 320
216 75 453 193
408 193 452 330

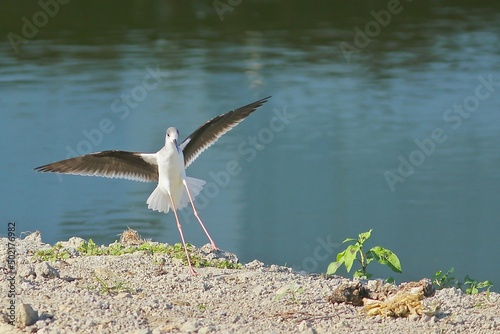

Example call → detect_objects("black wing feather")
34 150 158 182
181 96 271 168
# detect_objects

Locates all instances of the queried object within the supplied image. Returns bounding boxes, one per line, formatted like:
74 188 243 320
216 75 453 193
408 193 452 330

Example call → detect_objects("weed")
432 268 493 296
33 242 71 261
93 273 131 295
463 275 493 295
274 284 305 304
326 229 402 279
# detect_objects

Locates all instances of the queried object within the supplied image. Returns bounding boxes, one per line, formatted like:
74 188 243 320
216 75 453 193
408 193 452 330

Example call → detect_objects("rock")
245 260 264 269
18 264 35 278
16 303 38 327
60 237 86 249
180 321 198 332
35 262 59 279
23 231 42 243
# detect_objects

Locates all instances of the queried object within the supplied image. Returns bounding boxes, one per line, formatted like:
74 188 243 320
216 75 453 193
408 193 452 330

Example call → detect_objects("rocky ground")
1 231 499 334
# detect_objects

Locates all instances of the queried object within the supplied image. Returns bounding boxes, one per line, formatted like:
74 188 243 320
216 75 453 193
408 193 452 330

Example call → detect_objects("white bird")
35 96 271 275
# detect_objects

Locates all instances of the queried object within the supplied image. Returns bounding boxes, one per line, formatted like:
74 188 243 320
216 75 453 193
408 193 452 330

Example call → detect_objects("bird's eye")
167 133 170 137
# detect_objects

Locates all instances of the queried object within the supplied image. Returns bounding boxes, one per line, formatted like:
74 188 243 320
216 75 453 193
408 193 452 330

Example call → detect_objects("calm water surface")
1 3 499 290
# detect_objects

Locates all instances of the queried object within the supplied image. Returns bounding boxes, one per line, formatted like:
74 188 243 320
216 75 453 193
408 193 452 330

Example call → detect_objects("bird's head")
166 127 180 146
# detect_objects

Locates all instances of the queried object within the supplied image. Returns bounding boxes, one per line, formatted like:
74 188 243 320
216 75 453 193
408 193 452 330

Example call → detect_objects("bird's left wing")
34 151 159 182
180 96 271 168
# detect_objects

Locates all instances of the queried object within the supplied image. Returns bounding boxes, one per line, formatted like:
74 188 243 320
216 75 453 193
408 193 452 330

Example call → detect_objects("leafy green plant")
432 267 459 289
463 275 493 295
326 229 402 279
432 268 493 296
33 242 71 261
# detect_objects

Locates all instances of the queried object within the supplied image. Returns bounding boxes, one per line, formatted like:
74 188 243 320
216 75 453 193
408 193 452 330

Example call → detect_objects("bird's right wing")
34 151 159 182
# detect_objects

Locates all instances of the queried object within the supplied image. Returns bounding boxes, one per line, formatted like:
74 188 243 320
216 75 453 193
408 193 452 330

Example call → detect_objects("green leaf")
343 244 358 273
368 246 402 273
326 261 343 275
358 229 372 243
342 237 357 243
336 249 346 262
477 280 493 289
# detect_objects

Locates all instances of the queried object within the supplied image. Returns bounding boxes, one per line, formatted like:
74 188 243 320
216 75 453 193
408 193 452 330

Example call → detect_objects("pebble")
180 321 198 332
35 262 59 279
16 303 38 327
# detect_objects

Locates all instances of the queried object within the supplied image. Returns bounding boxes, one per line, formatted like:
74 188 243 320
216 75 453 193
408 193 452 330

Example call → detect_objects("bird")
34 96 271 275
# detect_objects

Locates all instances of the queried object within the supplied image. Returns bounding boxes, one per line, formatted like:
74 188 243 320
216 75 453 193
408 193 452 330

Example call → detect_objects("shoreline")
1 231 499 333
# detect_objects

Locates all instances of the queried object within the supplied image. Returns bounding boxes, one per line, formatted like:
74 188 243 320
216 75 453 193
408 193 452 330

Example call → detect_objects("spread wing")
180 96 271 168
34 150 159 182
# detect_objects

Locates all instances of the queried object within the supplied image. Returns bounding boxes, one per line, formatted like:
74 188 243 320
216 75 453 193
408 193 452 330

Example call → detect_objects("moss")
33 237 241 270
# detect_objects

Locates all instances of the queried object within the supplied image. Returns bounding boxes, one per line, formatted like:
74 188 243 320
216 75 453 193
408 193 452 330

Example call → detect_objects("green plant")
432 268 493 296
432 267 459 289
326 229 402 279
93 274 131 295
274 284 304 304
34 238 242 270
33 242 71 261
463 275 493 295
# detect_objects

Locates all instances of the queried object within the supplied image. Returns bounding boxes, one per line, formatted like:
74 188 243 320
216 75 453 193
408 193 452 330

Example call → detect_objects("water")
1 2 499 291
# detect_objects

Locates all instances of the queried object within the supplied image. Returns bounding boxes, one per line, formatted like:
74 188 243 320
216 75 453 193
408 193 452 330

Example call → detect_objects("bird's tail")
146 186 171 213
146 177 206 213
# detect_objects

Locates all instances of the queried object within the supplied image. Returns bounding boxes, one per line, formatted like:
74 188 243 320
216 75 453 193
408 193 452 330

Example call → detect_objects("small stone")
180 321 198 332
245 260 264 269
60 237 86 249
198 326 215 334
18 264 35 278
16 303 38 326
253 285 265 296
24 231 42 243
35 262 59 279
36 319 47 329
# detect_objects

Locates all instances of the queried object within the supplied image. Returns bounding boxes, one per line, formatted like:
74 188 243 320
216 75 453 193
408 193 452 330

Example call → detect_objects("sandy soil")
1 232 498 333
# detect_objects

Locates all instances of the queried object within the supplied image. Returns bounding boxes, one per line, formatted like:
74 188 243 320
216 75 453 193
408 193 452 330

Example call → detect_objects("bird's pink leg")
183 180 218 250
168 192 197 276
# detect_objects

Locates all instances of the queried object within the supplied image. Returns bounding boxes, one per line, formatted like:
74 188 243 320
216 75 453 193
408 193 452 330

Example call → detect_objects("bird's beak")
173 139 178 147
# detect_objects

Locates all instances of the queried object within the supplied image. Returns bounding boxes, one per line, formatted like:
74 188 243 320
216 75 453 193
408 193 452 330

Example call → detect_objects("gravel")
1 232 499 333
